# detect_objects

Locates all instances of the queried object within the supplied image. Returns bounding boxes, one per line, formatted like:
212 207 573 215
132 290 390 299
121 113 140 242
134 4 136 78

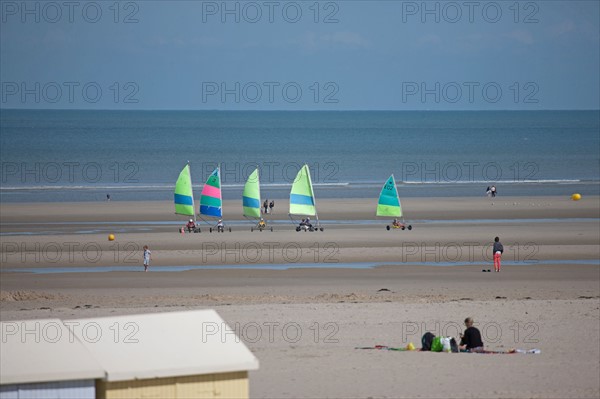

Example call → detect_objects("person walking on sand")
493 236 503 272
491 185 497 197
143 245 151 272
459 317 484 352
269 200 275 215
263 199 269 214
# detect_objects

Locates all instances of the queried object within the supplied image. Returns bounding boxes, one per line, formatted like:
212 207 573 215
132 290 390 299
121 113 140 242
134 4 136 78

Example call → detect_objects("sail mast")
256 165 261 218
189 161 196 223
218 162 222 219
306 164 320 227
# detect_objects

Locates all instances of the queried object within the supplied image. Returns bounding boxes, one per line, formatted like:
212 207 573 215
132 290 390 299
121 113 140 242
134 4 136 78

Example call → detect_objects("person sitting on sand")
186 219 196 233
459 317 484 352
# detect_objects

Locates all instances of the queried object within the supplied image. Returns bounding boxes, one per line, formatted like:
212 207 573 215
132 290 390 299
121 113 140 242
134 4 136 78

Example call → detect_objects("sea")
1 110 598 203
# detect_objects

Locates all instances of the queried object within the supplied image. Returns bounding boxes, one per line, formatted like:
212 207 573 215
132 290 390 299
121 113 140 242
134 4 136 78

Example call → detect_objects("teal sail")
376 174 402 217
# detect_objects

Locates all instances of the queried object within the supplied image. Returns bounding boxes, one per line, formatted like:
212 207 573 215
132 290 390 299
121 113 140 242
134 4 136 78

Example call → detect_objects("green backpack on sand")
431 336 443 352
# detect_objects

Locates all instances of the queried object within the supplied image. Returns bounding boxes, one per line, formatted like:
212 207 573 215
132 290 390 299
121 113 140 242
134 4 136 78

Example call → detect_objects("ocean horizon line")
1 108 599 113
1 179 594 192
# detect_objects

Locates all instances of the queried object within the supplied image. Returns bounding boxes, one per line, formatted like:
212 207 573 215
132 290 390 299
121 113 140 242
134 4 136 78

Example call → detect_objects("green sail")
376 174 402 217
174 164 195 217
289 164 316 216
242 168 261 218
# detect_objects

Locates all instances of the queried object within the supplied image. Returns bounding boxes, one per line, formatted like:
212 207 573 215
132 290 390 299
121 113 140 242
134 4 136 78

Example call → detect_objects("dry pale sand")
1 196 599 398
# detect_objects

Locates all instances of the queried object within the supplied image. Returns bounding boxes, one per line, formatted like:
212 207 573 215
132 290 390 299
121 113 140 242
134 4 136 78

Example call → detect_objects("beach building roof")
70 309 259 382
0 318 105 385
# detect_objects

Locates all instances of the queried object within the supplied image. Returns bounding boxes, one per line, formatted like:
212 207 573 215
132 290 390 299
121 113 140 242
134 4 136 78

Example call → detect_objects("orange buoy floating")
571 193 582 201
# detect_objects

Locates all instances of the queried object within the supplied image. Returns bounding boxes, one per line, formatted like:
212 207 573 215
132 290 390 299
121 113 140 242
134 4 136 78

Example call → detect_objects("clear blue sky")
1 0 598 110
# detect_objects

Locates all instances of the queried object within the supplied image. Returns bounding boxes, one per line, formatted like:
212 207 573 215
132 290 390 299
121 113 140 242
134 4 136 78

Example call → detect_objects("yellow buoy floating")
571 193 582 201
108 234 115 241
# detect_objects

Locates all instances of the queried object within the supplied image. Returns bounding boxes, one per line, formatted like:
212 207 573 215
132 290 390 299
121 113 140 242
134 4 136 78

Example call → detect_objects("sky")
1 0 599 110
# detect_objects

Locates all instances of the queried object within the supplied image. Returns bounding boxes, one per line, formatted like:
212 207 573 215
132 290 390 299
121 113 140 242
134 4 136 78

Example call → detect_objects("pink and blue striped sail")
200 167 222 218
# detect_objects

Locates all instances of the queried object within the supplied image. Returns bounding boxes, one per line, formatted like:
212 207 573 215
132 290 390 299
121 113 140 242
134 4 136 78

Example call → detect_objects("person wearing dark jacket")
493 236 504 272
459 317 484 352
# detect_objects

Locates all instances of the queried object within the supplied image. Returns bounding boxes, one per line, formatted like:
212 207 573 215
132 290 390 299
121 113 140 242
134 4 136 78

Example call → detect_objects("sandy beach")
1 196 599 398
3 0 599 396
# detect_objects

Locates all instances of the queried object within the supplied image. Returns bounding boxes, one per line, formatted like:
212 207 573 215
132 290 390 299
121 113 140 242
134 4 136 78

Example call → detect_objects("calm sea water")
1 110 598 202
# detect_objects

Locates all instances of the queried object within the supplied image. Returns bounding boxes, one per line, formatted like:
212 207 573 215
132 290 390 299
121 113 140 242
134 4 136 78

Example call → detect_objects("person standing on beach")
491 185 497 197
263 199 269 214
269 200 275 214
459 317 484 352
493 237 503 272
143 245 151 272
